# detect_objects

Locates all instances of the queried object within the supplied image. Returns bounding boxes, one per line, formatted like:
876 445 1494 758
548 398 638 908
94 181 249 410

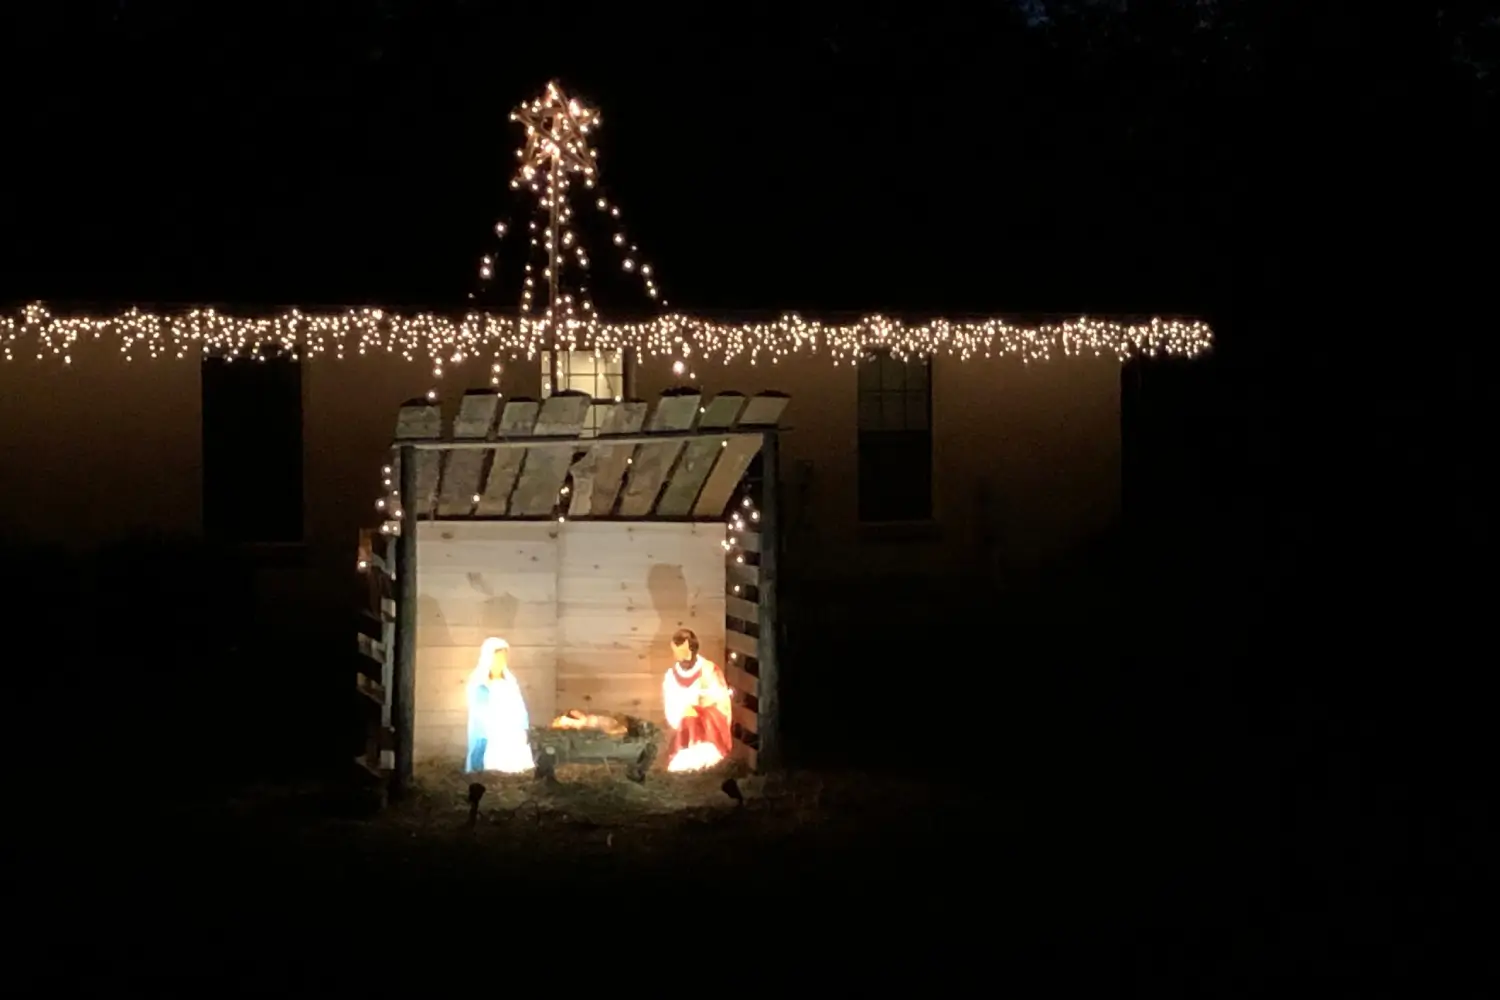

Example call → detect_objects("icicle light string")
1 305 1212 367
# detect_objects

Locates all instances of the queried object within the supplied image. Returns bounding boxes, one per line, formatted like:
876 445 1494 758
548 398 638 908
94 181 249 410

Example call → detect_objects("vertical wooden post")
392 444 419 798
756 428 782 772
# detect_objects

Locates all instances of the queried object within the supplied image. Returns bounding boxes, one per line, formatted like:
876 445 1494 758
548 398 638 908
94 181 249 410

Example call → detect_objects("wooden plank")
393 444 419 797
534 729 659 765
415 646 558 685
692 436 764 519
725 594 759 623
418 520 559 574
554 573 727 609
697 392 748 431
555 674 661 723
732 738 758 770
357 632 385 663
726 629 759 659
414 521 560 659
556 523 726 708
733 703 759 735
418 599 559 646
754 426 782 772
418 572 558 627
355 673 386 705
735 390 791 428
396 399 443 439
474 398 540 515
726 661 759 699
558 522 726 605
737 530 762 553
496 396 543 437
435 390 501 517
654 437 729 517
509 392 592 516
380 613 395 727
617 390 701 516
413 429 763 452
727 562 759 588
394 400 443 519
531 390 594 437
570 401 649 517
556 648 656 676
556 613 725 653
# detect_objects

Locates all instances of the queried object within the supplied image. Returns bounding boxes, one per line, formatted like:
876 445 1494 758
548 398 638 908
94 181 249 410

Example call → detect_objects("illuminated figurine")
661 628 733 772
464 637 535 774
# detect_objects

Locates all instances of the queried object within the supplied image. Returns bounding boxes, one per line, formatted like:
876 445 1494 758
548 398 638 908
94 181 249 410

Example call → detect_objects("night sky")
13 3 1492 322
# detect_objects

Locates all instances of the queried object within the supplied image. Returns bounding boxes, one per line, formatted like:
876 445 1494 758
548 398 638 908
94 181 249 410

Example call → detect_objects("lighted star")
509 81 599 186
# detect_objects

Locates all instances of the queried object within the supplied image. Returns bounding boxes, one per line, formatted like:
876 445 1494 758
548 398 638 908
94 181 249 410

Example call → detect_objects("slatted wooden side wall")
721 393 790 771
354 527 397 779
725 519 763 770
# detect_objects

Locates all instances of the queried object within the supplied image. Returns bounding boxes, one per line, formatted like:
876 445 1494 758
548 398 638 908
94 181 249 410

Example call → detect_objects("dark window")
202 344 304 545
857 352 932 522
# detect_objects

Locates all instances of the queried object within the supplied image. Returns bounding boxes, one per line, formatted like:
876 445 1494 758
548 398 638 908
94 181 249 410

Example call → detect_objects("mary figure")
464 637 535 774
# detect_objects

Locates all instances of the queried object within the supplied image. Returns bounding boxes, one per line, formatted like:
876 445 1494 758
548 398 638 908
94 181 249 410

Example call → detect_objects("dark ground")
3 522 1490 991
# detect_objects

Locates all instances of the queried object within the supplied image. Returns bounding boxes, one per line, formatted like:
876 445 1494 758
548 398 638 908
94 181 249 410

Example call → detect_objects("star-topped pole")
477 80 669 393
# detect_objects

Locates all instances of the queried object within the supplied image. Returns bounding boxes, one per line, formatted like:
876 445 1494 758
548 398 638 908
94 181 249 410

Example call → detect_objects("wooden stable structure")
353 387 789 795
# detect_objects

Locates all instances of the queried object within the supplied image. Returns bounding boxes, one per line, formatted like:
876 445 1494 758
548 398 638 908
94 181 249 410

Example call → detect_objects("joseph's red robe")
663 655 733 766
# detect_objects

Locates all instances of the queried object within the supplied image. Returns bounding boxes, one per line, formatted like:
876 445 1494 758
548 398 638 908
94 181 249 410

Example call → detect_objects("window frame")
549 347 633 436
200 342 306 549
856 350 935 525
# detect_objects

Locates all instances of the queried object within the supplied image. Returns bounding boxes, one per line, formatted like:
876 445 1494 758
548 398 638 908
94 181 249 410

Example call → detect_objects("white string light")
0 79 1213 558
722 492 759 667
473 81 673 393
1 304 1212 367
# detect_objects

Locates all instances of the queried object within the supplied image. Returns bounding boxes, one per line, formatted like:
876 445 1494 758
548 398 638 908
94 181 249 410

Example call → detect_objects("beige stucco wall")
633 351 1123 585
0 347 1118 611
0 350 202 548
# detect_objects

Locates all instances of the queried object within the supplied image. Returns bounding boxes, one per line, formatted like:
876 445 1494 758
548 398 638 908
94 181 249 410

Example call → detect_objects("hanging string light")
722 492 760 667
1 303 1213 367
494 81 671 390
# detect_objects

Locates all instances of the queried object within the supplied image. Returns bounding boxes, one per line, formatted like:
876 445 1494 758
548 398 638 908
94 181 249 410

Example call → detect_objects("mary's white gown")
465 664 535 774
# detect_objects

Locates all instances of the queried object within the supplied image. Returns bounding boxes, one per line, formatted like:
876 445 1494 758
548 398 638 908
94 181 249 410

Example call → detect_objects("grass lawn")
10 760 1189 986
